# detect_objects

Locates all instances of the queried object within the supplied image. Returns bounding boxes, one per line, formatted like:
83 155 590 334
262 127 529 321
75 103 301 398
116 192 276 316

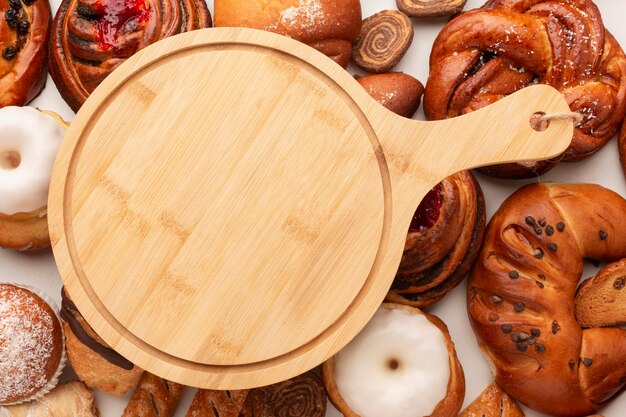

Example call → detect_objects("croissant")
468 183 626 416
49 0 212 111
0 381 99 417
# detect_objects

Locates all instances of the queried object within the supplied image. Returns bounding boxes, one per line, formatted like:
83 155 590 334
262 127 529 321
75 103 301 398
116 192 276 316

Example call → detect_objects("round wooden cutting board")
49 27 574 389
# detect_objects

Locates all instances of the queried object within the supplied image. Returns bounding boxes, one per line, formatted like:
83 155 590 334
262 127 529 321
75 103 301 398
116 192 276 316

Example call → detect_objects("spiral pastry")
386 171 486 308
0 0 51 107
424 0 626 178
49 0 211 111
244 371 326 417
352 10 413 74
396 0 467 18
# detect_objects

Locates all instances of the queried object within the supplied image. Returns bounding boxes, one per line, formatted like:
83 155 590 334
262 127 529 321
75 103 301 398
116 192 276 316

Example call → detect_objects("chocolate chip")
488 313 499 322
531 328 540 337
23 0 37 5
538 219 547 227
535 281 544 288
538 274 546 280
535 344 545 352
551 320 560 334
491 295 503 304
548 243 557 252
569 360 576 371
8 0 22 10
2 46 17 60
534 248 544 259
501 324 512 334
511 333 522 343
525 216 536 226
516 343 528 352
514 302 525 312
556 222 565 232
599 230 608 240
527 337 536 345
533 226 543 235
545 225 554 236
614 276 625 290
582 358 593 367
508 270 519 279
4 9 19 28
17 20 29 35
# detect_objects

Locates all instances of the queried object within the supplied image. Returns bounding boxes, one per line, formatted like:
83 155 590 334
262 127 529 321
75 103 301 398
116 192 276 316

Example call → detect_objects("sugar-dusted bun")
60 287 144 396
575 259 626 328
459 382 525 417
322 303 464 417
214 0 361 68
0 284 65 405
468 183 626 416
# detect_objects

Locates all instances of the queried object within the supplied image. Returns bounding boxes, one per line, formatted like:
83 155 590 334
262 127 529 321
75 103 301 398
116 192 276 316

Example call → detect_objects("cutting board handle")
374 84 574 192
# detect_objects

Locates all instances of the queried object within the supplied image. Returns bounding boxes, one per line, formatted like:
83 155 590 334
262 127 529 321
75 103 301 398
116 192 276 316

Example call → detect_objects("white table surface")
4 0 626 415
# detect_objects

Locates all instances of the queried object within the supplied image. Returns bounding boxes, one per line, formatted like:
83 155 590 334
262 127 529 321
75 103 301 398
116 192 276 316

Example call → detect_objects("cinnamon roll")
0 0 51 107
49 0 212 111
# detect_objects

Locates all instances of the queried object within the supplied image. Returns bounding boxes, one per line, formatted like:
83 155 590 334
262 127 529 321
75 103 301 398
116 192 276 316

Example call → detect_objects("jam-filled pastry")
0 107 66 251
186 389 249 417
60 287 144 396
0 381 99 417
0 0 51 107
122 373 183 417
323 304 465 417
49 0 212 111
424 0 626 178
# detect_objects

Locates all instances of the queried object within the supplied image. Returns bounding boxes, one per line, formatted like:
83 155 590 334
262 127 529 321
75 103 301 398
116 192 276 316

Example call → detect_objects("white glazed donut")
0 107 64 215
323 303 465 417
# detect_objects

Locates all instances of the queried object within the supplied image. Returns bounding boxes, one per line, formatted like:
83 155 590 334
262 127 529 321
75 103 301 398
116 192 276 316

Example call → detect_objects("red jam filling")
93 0 150 50
409 183 443 232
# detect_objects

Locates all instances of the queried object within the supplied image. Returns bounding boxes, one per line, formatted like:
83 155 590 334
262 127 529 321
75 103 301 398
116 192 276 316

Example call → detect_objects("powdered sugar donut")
0 107 66 250
322 304 465 417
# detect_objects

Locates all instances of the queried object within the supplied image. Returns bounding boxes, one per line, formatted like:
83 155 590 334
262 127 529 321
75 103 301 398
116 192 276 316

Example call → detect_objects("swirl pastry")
352 10 413 74
396 0 467 18
215 0 361 69
468 183 626 416
49 0 212 111
424 0 626 178
0 0 50 107
387 171 486 308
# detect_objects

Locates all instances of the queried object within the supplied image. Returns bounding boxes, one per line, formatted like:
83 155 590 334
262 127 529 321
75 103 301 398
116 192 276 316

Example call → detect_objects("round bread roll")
323 303 465 417
214 0 361 68
468 183 626 416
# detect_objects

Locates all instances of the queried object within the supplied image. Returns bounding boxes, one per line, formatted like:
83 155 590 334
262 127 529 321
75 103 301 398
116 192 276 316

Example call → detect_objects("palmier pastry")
386 171 485 308
60 287 144 396
468 183 626 416
0 381 99 417
0 107 66 251
323 304 465 417
214 0 361 68
424 0 626 178
458 382 525 417
575 258 626 328
0 284 65 405
49 0 212 111
0 0 50 107
122 373 183 417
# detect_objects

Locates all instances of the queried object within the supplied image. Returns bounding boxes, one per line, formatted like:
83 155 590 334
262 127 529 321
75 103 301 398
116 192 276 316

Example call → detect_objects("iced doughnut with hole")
0 107 64 215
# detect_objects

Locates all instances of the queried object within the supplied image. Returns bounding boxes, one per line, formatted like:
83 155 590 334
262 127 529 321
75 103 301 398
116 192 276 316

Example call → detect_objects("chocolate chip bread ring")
468 183 626 416
575 258 626 328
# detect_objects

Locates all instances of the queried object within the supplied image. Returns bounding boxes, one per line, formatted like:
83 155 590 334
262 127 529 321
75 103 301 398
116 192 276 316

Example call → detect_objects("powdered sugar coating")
280 0 325 34
0 284 62 404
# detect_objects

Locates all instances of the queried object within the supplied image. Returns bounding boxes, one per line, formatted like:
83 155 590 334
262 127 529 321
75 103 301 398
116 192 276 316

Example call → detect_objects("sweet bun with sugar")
468 183 626 416
214 0 361 68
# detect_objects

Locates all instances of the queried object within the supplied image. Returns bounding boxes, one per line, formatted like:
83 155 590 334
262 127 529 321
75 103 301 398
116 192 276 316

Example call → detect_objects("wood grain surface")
48 27 573 389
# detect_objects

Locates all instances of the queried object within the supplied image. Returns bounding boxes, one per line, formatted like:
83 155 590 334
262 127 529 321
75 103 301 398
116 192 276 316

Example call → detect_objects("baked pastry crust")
424 0 626 178
468 183 626 416
49 0 212 111
0 381 99 417
459 382 525 417
122 373 183 417
0 0 51 107
186 389 249 417
575 258 626 328
214 0 361 68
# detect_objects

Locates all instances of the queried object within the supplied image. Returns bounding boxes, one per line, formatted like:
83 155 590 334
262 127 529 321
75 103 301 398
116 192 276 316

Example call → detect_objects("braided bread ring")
468 183 626 416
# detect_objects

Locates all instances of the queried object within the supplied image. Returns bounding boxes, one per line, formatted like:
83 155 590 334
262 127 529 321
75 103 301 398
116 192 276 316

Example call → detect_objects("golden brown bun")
122 373 183 417
356 72 424 118
620 121 626 179
0 0 51 107
214 0 361 68
424 0 626 178
468 183 626 416
0 381 99 417
575 259 626 328
322 303 465 417
459 382 525 417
